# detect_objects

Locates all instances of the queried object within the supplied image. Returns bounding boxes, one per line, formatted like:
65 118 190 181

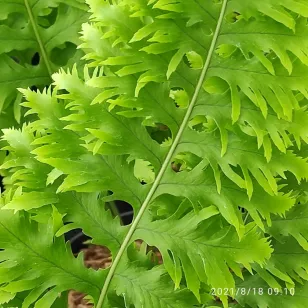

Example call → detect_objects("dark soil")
68 245 111 308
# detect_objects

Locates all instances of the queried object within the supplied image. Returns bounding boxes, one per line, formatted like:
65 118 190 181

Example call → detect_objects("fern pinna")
0 0 308 307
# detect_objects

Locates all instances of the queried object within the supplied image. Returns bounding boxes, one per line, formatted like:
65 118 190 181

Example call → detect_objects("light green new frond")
134 159 155 184
81 0 210 95
0 209 106 307
218 17 308 75
229 0 308 30
178 127 308 197
155 162 295 234
1 122 145 213
194 92 308 155
2 126 34 156
0 126 68 215
1 125 51 191
204 55 305 122
52 68 166 171
20 87 67 130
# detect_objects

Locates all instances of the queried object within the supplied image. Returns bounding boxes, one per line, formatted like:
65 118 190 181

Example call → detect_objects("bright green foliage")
109 264 198 308
0 0 308 307
268 203 308 250
0 0 89 128
135 205 272 301
0 206 106 308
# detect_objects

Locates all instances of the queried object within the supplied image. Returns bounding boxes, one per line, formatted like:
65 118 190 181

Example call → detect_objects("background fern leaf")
0 0 89 126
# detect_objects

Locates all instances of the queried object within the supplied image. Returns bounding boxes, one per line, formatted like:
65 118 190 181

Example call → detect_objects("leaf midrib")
96 1 230 306
137 226 256 251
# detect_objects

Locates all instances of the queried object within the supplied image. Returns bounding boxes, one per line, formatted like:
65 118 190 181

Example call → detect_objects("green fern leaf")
60 192 128 256
135 205 272 301
268 203 308 251
110 264 198 308
1 0 308 307
0 209 106 308
0 0 89 122
234 273 308 308
261 238 308 287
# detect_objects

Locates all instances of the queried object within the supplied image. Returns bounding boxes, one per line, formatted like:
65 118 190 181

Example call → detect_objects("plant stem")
96 0 229 306
244 212 250 224
24 0 53 76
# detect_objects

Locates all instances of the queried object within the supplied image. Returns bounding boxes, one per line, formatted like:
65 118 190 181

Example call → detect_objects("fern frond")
1 0 308 307
262 238 308 286
0 0 89 122
235 273 308 308
135 204 272 302
268 203 308 251
0 125 51 191
0 208 105 307
60 192 127 256
110 263 198 308
229 0 308 30
0 199 201 307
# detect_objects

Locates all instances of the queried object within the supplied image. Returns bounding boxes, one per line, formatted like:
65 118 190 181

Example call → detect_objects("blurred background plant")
0 0 89 178
0 0 89 139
